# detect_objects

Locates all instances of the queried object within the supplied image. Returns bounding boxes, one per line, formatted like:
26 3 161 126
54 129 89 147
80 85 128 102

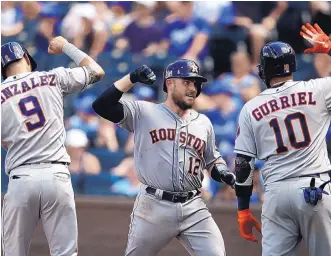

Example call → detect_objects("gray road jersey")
117 101 221 192
1 67 89 174
235 78 331 186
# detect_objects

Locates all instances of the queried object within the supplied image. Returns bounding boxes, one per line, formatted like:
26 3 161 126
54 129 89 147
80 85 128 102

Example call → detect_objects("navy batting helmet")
163 59 207 96
258 41 296 88
1 42 37 80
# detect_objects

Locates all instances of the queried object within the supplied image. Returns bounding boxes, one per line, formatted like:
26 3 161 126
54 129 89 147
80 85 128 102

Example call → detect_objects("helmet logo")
5 55 10 62
189 61 198 73
166 70 172 78
284 64 290 73
177 70 180 74
281 47 290 54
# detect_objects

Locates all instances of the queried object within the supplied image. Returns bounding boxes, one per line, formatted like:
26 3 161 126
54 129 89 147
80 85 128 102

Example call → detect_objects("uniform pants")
2 163 78 256
262 173 331 256
125 184 225 256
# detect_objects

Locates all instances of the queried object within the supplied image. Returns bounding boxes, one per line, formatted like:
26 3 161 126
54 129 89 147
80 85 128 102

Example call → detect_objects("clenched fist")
48 36 69 55
130 65 156 85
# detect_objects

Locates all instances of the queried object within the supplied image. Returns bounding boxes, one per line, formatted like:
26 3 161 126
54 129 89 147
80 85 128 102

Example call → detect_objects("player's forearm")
114 74 135 93
235 154 254 210
62 43 105 84
210 158 236 187
92 85 125 123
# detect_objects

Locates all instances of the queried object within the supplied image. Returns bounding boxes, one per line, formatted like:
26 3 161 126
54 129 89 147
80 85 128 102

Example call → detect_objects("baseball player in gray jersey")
234 23 331 256
1 37 104 255
92 59 236 255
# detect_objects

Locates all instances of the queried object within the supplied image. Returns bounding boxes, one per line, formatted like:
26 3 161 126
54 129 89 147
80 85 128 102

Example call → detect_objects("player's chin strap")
303 177 330 206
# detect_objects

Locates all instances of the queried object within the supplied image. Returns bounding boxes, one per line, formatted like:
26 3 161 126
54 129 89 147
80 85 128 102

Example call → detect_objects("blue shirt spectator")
1 2 24 38
202 82 243 145
162 2 211 61
164 17 211 59
66 94 99 139
119 1 164 55
218 51 261 102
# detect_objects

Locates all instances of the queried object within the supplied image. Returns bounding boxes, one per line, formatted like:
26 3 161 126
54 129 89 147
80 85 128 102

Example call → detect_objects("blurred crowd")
1 1 331 204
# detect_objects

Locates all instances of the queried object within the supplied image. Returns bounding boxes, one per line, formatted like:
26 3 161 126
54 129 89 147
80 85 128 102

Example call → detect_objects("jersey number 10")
269 112 311 154
19 96 46 132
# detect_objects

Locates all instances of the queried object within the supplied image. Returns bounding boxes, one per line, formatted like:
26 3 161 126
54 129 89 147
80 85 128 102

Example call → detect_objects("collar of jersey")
159 103 199 124
260 80 295 95
3 72 32 84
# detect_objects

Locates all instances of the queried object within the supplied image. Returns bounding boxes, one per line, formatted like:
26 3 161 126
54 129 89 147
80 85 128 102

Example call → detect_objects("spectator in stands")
95 118 120 152
202 82 243 145
106 1 134 36
192 1 234 26
312 53 331 79
66 94 100 141
35 2 66 52
161 1 211 62
110 156 140 197
233 1 287 70
21 1 41 20
1 2 24 38
61 2 108 59
116 1 164 56
219 51 261 102
66 129 101 175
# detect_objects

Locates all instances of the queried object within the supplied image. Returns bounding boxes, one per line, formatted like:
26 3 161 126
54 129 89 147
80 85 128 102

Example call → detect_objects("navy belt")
146 186 200 203
21 161 69 166
299 171 331 178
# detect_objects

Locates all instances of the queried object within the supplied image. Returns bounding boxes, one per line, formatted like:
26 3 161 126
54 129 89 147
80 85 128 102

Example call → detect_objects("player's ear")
24 54 31 69
166 79 174 92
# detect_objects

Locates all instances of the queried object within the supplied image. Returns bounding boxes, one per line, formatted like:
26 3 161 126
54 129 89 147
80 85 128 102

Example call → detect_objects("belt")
299 171 331 178
20 161 69 166
146 186 200 203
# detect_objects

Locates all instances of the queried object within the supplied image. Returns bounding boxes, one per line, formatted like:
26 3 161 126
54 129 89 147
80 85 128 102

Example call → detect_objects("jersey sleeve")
116 100 143 133
50 67 89 96
234 105 257 158
204 119 222 168
316 77 331 113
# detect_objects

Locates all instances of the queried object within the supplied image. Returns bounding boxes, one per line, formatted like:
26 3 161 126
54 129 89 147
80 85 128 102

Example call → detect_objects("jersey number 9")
19 96 46 132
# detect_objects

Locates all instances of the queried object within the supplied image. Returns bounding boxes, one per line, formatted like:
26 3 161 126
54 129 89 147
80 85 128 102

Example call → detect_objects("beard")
172 93 195 110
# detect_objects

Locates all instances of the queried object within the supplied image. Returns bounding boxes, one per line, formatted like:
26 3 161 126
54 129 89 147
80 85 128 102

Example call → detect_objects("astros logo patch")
189 62 198 73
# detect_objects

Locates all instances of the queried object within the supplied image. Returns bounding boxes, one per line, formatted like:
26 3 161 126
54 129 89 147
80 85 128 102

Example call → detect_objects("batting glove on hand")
221 170 236 188
237 209 261 243
212 163 236 188
300 23 331 54
130 65 156 85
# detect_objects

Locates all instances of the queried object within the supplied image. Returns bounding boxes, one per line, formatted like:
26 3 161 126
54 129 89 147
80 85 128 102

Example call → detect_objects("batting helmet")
163 59 207 96
1 42 37 80
258 41 296 88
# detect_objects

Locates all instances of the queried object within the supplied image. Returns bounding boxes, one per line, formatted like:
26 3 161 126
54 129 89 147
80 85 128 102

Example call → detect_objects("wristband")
62 43 88 65
238 209 250 218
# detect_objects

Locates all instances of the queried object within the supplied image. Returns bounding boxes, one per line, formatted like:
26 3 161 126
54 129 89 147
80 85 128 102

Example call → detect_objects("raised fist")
130 65 156 85
300 23 331 54
48 36 69 55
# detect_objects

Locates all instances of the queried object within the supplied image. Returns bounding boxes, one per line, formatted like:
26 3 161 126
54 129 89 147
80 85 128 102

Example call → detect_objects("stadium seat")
87 148 126 171
82 173 112 194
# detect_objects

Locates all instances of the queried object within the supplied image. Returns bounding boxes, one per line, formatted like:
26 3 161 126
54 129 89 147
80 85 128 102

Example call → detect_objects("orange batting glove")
237 209 262 243
300 23 331 54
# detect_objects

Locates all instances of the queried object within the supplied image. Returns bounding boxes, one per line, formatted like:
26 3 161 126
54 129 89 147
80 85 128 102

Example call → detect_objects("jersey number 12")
269 112 311 154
